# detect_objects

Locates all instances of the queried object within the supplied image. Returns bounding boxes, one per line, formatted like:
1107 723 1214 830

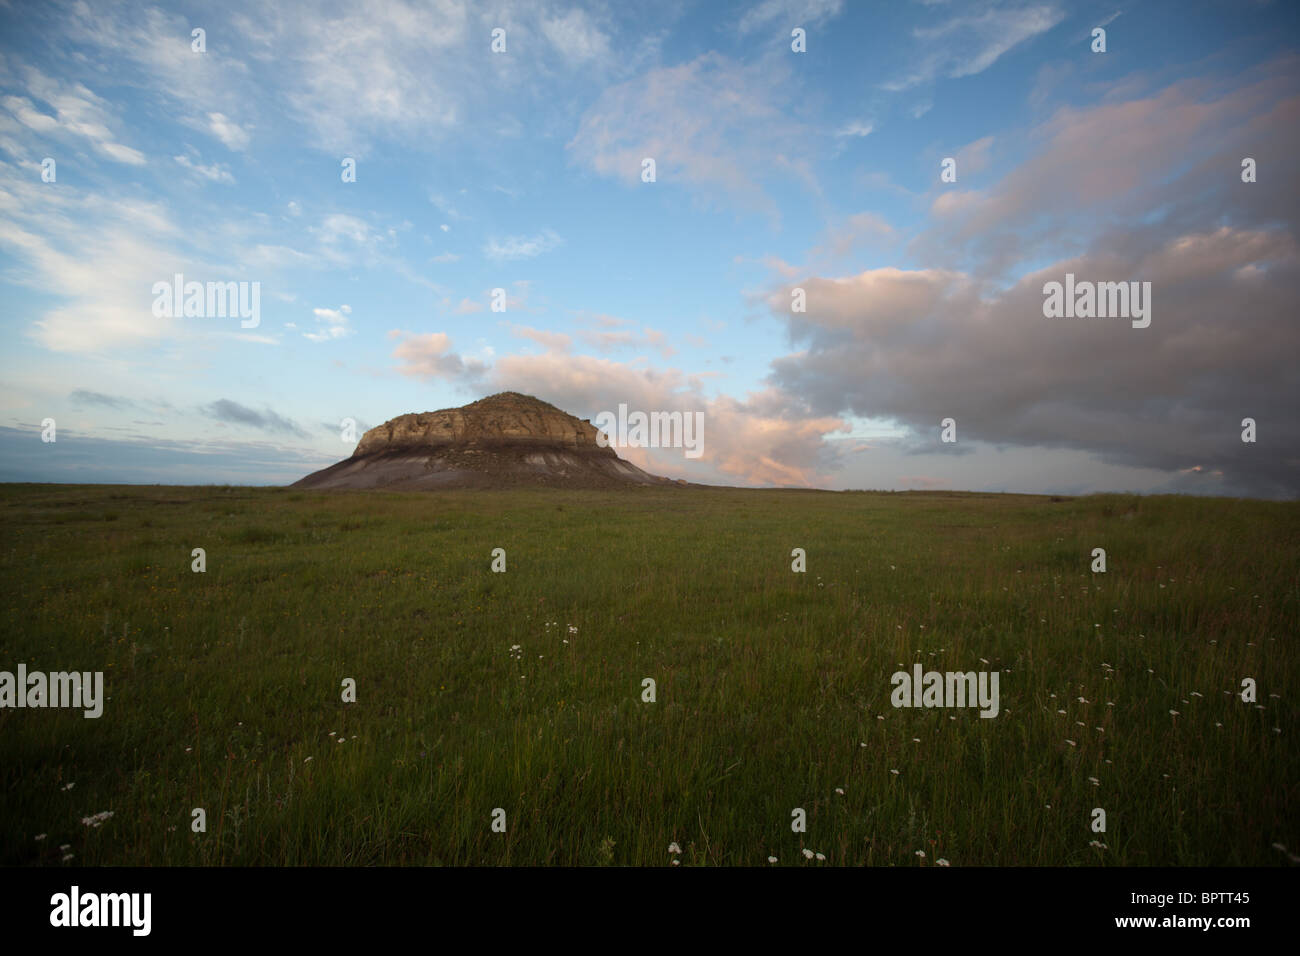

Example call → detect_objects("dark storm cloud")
204 399 308 437
70 389 132 408
765 62 1300 499
0 425 330 485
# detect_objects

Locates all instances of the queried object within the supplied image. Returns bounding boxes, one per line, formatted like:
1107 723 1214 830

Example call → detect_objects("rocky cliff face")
352 392 605 457
293 392 674 490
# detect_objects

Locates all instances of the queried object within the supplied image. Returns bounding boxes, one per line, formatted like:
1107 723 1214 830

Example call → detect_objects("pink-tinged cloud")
390 332 487 382
913 59 1300 272
769 225 1300 498
577 325 676 359
487 351 848 487
509 324 572 352
764 61 1300 498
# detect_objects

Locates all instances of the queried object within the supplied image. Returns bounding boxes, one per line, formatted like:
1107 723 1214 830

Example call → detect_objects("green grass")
1 483 1295 866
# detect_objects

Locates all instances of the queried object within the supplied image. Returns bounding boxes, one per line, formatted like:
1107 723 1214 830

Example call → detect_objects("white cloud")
540 8 612 64
483 229 563 261
305 303 354 343
429 193 463 219
174 154 235 183
568 52 815 210
99 142 147 165
835 120 874 138
884 3 1065 91
0 171 196 352
0 70 146 165
44 0 664 164
206 112 251 150
738 0 845 34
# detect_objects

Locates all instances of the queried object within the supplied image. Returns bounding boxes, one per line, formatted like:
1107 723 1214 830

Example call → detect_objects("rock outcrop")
293 392 674 490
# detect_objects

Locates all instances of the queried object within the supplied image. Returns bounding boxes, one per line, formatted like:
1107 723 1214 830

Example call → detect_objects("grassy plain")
1 483 1295 866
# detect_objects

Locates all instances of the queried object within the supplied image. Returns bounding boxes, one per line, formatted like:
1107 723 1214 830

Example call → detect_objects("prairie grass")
0 483 1295 866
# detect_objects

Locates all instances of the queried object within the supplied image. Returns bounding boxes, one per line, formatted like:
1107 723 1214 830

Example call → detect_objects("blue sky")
1 0 1297 496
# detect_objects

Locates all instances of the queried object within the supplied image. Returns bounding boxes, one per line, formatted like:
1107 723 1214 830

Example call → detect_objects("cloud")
203 399 307 437
174 153 235 183
389 331 488 382
321 418 372 438
835 120 874 138
810 212 897 261
305 213 410 270
60 1 253 136
203 1 638 155
737 0 845 34
483 229 563 261
305 304 354 342
884 3 1064 91
748 61 1300 496
0 68 146 164
954 135 994 176
509 324 572 352
230 2 467 153
70 389 132 408
314 214 375 246
576 323 677 359
428 193 463 219
540 8 613 64
588 313 633 329
0 165 206 352
488 351 848 486
568 52 815 210
44 0 662 163
766 223 1300 498
206 112 251 150
0 425 328 486
914 60 1300 275
98 142 148 164
380 331 849 486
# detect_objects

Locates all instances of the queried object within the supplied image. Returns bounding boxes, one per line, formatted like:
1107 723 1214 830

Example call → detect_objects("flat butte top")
353 392 604 456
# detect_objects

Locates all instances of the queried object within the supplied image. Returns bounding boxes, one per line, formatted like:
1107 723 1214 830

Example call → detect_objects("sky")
0 0 1296 497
